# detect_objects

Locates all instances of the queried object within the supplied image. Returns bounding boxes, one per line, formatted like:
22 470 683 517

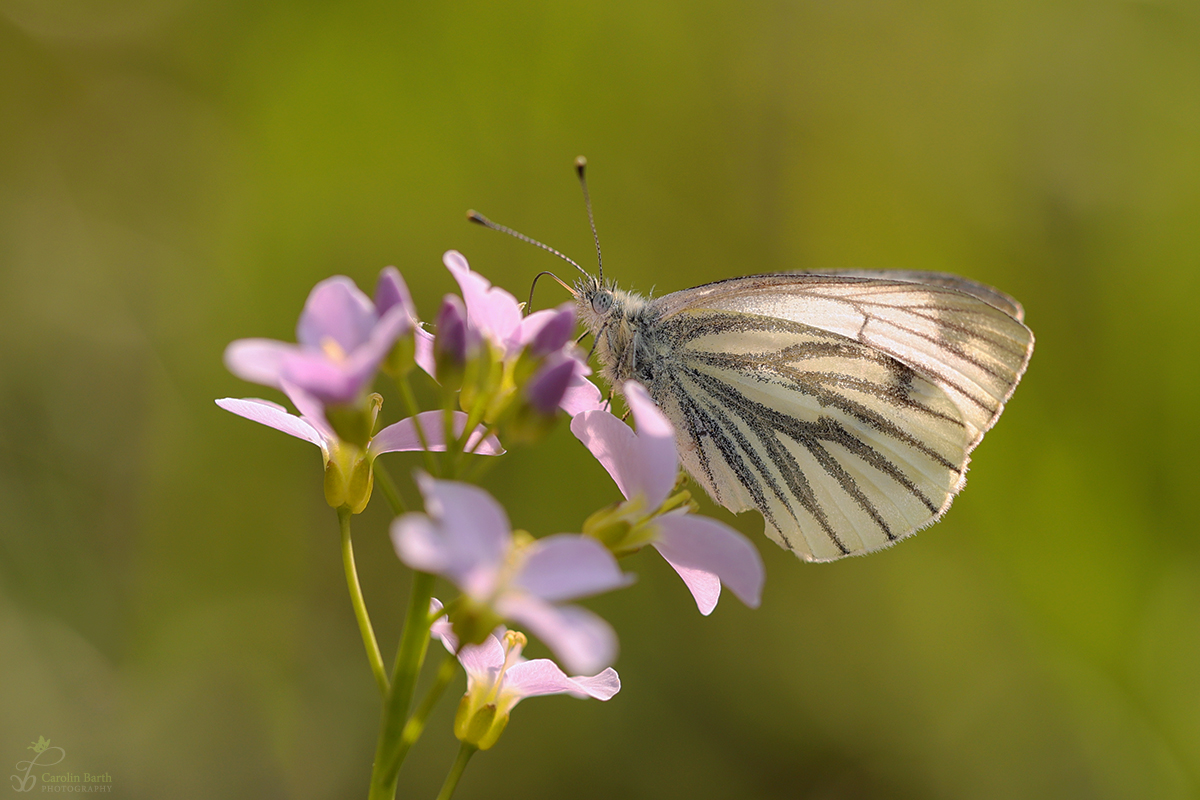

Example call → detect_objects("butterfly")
471 160 1034 562
574 269 1033 562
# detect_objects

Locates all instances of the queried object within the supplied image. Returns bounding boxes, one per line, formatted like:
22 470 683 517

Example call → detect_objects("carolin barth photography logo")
11 737 112 793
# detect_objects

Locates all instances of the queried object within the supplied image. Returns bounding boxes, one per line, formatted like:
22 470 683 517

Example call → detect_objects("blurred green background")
2 0 1198 797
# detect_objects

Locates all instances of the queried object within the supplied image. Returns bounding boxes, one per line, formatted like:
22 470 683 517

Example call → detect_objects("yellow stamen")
321 336 348 363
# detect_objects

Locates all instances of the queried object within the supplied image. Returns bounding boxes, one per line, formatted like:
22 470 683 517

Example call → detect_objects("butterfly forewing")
637 272 1032 561
655 273 1034 446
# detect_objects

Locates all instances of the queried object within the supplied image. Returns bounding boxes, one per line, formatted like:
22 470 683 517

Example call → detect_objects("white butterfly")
471 161 1034 562
574 270 1034 562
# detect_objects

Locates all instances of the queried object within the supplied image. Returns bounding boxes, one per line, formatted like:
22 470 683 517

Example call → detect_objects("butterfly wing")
644 272 1033 561
653 272 1034 448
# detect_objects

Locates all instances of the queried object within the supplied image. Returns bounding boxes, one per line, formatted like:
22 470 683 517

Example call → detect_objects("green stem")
368 570 436 799
339 508 388 697
460 449 502 484
435 744 478 800
444 405 461 464
373 461 407 515
392 653 459 766
450 391 489 469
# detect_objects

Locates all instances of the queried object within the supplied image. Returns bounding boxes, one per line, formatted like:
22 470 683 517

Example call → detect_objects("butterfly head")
574 274 618 335
573 274 657 388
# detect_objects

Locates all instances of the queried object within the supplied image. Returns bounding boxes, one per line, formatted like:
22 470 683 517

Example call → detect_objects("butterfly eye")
591 292 614 314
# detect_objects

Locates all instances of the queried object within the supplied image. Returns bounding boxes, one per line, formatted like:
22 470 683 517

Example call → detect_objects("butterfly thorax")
575 278 665 389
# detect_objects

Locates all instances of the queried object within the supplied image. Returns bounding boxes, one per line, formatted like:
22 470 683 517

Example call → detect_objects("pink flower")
571 382 765 616
391 475 631 674
224 271 414 406
430 601 619 750
441 251 604 416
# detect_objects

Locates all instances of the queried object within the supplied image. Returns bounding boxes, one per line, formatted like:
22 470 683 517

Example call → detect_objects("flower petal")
428 599 460 651
570 410 637 500
660 556 721 616
500 659 583 700
391 514 452 574
407 477 511 593
370 411 504 456
495 593 617 675
279 350 365 404
295 276 377 351
224 338 294 389
515 304 576 356
350 305 413 371
653 511 765 613
460 423 506 456
215 397 325 448
514 534 632 603
286 306 412 405
456 635 509 686
280 381 337 441
429 602 514 692
571 406 677 508
374 266 417 322
622 382 678 508
566 667 621 701
502 660 619 706
558 369 605 417
414 325 437 378
443 250 523 349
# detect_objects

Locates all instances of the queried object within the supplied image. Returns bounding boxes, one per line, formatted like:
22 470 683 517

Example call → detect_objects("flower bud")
525 355 577 415
375 268 418 377
454 697 509 750
527 304 576 358
502 355 577 444
373 266 415 320
434 295 478 391
323 442 374 514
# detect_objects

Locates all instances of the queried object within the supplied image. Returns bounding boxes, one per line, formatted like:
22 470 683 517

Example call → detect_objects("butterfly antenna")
527 270 576 311
575 156 603 282
467 211 591 279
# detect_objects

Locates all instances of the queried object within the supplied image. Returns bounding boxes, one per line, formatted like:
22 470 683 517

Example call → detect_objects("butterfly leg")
586 322 609 362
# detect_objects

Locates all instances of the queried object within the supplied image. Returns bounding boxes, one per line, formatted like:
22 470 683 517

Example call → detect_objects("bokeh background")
2 0 1199 798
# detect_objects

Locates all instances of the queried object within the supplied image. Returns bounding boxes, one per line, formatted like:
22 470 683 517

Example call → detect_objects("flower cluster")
217 250 766 789
393 474 630 674
436 251 603 439
225 269 416 445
